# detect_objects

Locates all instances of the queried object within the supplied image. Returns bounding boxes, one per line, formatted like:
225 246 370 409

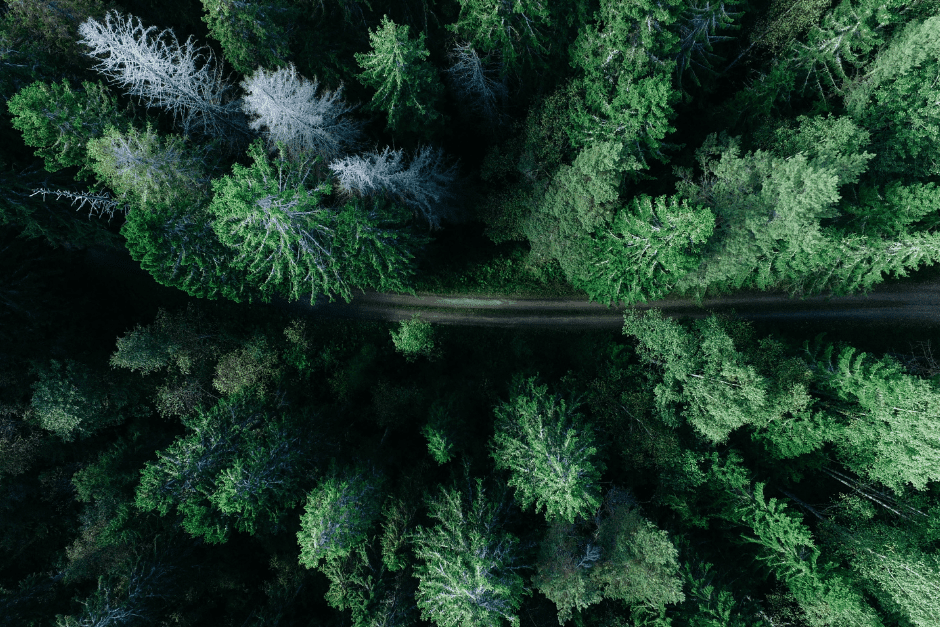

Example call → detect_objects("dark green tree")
200 0 295 74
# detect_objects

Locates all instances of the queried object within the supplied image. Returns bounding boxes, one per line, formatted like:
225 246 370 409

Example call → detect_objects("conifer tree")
209 140 340 302
297 466 384 567
200 0 294 74
445 42 507 123
355 16 444 137
412 478 526 627
491 378 604 523
240 64 363 161
7 79 131 178
78 11 249 143
574 194 714 305
447 0 553 74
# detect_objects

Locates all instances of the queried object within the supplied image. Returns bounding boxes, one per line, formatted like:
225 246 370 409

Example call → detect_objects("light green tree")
390 315 436 362
412 479 526 627
447 0 553 74
355 16 444 137
491 378 603 523
297 466 385 568
574 194 714 305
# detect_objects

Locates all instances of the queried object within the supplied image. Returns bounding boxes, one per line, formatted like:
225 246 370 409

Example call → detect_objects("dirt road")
88 246 940 328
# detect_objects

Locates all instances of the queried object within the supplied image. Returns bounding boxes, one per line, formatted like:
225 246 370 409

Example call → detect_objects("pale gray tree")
240 64 363 161
445 41 507 124
78 11 249 143
329 145 459 228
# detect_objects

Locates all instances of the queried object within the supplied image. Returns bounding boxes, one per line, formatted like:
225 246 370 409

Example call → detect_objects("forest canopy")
2 0 940 626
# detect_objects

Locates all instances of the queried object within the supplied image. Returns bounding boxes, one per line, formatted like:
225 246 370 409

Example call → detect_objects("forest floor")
89 246 940 329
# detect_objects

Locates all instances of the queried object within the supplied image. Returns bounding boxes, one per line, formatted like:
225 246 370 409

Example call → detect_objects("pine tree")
567 0 680 166
844 15 940 179
491 378 604 523
297 466 384 567
412 478 526 627
78 11 249 144
136 393 310 543
7 79 131 179
355 16 444 137
86 124 218 210
673 0 743 89
329 145 459 228
574 194 714 306
240 64 363 161
805 343 940 491
446 0 553 74
201 0 295 74
623 311 770 443
209 140 340 303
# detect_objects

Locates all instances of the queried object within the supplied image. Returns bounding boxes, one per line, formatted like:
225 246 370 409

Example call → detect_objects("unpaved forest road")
88 247 940 328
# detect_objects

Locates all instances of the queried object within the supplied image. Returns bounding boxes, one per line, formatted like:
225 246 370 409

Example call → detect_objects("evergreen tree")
574 194 714 306
29 359 128 441
240 64 363 161
534 488 684 624
567 0 680 168
355 16 443 138
806 342 940 491
209 139 340 302
491 378 604 523
136 393 310 543
200 0 295 74
446 0 553 74
846 16 940 179
412 478 526 627
297 466 384 567
7 79 131 179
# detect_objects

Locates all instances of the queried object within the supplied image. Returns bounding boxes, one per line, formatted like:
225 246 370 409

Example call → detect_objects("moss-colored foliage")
355 16 444 138
29 359 127 441
447 0 554 74
8 79 131 178
491 378 604 523
213 335 279 398
200 0 295 74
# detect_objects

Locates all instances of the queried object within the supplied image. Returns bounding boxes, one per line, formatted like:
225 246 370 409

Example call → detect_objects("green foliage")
200 0 294 74
390 315 436 362
844 182 940 237
30 359 126 441
87 124 215 209
447 0 553 73
355 16 444 137
573 194 714 305
846 16 940 179
412 479 526 627
297 466 384 568
210 140 338 301
567 0 680 167
136 394 309 542
8 79 131 178
212 335 279 397
110 304 216 376
491 378 603 523
534 489 684 624
807 343 940 491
